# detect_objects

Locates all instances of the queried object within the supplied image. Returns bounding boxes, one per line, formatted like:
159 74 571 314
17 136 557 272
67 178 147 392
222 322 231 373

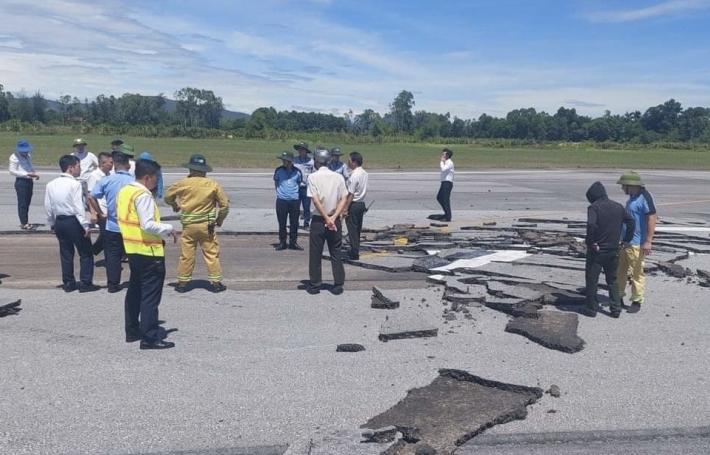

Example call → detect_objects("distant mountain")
45 98 249 120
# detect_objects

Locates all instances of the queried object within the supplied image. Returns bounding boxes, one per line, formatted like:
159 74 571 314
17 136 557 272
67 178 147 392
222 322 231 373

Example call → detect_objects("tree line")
1 83 709 143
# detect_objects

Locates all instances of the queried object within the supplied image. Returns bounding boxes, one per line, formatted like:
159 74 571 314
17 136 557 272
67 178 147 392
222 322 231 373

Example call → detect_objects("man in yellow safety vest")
117 159 177 350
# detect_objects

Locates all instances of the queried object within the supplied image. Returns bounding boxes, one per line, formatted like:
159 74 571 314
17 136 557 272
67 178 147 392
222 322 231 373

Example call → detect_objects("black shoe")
307 285 321 295
107 284 122 293
627 302 642 313
610 311 621 319
348 252 360 261
175 283 189 293
140 339 175 350
289 243 304 251
303 223 310 229
442 218 452 222
331 285 344 295
126 333 141 343
63 282 78 292
208 282 227 293
79 284 101 293
275 243 288 251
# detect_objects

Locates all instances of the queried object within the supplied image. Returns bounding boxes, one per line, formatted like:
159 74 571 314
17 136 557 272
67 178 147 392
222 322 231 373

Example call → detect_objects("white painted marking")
431 250 529 272
656 227 710 233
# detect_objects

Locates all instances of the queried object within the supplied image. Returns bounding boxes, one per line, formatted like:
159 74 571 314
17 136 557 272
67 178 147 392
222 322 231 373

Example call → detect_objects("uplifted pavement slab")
362 369 543 455
0 298 22 317
505 310 585 353
485 281 545 302
372 286 401 309
284 427 394 455
412 255 450 273
379 313 439 342
484 297 542 319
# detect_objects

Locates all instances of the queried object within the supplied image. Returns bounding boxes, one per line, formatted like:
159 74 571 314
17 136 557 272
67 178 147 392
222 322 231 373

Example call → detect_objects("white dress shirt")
87 168 109 213
307 167 348 216
45 173 89 228
72 150 99 182
9 152 35 178
346 166 368 202
440 159 455 182
129 182 174 237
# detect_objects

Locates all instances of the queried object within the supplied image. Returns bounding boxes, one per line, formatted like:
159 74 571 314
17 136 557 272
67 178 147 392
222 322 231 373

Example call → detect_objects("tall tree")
389 90 415 133
175 87 223 128
0 84 10 122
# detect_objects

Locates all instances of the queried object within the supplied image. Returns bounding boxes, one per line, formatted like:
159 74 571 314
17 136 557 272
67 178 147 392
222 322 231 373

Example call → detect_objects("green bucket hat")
277 151 294 162
119 143 135 157
293 141 310 153
184 154 213 172
617 171 645 187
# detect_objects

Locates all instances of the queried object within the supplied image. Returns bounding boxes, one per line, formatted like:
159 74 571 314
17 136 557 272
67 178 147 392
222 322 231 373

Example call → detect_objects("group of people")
585 172 657 318
7 138 371 349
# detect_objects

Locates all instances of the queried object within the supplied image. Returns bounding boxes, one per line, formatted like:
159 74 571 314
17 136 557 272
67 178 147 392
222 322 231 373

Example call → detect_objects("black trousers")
103 230 125 287
436 181 453 221
125 254 167 342
276 198 300 245
54 215 94 287
309 216 345 287
585 249 621 313
299 186 311 226
345 201 366 257
15 178 33 226
92 219 106 255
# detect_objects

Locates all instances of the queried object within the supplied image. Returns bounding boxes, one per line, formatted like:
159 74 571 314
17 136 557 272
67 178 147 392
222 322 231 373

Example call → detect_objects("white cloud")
587 0 710 23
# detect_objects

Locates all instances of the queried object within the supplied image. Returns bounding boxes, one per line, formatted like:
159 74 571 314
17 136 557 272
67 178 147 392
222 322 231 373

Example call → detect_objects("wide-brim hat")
617 171 645 187
330 147 342 156
16 139 33 153
73 138 87 147
183 153 213 172
277 151 294 162
118 143 135 157
293 141 310 153
111 138 124 146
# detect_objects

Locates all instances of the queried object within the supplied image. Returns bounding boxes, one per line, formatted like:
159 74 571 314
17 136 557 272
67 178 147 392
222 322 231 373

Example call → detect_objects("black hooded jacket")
586 181 635 250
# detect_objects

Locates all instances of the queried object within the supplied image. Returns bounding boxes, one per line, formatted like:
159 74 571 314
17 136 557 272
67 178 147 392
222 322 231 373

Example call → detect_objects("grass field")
2 132 710 170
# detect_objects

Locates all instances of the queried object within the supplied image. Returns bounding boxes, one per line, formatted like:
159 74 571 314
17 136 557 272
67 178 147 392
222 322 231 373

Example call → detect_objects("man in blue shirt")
274 151 303 250
292 142 314 228
89 151 135 292
616 171 657 313
328 147 348 180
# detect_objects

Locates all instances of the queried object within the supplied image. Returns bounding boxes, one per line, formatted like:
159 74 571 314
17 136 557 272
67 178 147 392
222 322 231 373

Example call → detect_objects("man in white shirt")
118 159 177 350
344 151 368 260
306 149 349 295
71 138 98 182
45 155 98 293
86 152 113 255
435 148 455 222
8 139 40 230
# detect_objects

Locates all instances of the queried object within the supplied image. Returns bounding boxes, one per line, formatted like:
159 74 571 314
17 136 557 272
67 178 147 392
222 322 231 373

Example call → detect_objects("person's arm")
215 183 230 227
71 182 91 235
273 168 280 190
9 155 28 178
622 210 635 244
134 193 175 239
643 214 657 255
163 182 180 212
586 206 597 248
45 186 55 229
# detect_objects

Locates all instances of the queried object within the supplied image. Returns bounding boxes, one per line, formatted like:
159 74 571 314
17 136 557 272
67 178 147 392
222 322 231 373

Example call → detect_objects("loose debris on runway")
333 217 710 353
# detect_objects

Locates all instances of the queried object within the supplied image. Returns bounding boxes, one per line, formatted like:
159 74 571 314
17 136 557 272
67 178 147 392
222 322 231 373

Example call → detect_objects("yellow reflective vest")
117 184 164 257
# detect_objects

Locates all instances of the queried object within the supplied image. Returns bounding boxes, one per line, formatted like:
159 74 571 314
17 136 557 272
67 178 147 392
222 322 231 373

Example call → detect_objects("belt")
56 215 76 220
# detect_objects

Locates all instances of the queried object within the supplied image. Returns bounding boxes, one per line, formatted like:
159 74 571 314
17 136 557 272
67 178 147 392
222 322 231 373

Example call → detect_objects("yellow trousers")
617 246 645 304
176 222 222 282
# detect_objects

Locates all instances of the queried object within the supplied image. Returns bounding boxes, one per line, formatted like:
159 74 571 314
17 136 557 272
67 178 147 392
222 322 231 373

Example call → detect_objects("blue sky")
1 0 709 118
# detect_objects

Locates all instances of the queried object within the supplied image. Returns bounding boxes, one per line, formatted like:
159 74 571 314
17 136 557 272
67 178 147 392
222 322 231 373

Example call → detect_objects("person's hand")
99 213 108 220
28 172 39 180
440 153 446 162
591 243 600 252
325 216 337 231
90 214 98 224
642 241 652 256
170 231 178 244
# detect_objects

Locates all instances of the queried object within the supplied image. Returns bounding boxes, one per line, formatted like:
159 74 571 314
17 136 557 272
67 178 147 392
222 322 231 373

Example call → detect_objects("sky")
1 0 710 118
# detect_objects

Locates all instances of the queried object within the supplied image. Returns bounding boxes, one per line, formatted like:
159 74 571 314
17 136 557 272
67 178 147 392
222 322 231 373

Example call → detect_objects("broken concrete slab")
484 297 542 318
485 281 545 302
426 275 470 294
337 344 366 352
0 299 22 317
362 426 398 443
657 261 692 278
344 255 416 273
430 250 529 273
505 310 585 353
412 256 450 273
362 369 543 455
284 427 394 455
379 314 439 342
372 287 401 309
436 248 491 261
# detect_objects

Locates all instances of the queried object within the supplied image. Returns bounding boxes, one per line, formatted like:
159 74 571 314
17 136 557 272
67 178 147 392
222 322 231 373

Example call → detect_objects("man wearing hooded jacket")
585 181 635 318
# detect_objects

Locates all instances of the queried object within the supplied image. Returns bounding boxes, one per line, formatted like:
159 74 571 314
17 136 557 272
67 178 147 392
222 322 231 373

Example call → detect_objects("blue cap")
16 139 33 153
138 151 154 161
